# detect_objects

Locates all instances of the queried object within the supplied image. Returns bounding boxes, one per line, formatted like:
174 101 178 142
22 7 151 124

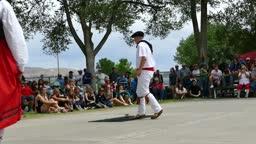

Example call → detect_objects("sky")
26 21 193 71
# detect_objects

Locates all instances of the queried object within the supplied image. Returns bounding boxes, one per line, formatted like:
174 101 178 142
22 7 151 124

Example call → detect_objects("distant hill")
23 67 78 78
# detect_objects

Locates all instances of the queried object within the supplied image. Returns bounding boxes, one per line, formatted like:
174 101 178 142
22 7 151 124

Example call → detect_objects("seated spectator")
117 85 133 105
65 79 76 92
51 88 72 112
67 88 83 111
74 86 87 109
237 65 250 98
210 64 223 88
103 82 129 106
189 80 201 97
21 82 34 112
84 85 105 109
175 82 187 99
35 87 66 113
151 77 165 101
96 87 113 108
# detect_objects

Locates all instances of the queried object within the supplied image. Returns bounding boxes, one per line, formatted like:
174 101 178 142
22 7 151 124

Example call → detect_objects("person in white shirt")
210 64 223 88
0 0 28 143
131 31 163 119
192 64 200 77
237 65 250 98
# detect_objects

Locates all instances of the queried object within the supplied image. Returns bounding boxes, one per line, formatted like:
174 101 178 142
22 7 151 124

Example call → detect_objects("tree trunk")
200 0 208 65
85 46 96 90
190 0 201 61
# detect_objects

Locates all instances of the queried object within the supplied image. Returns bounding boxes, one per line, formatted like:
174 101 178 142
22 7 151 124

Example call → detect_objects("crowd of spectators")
167 56 256 99
21 56 256 113
21 68 136 113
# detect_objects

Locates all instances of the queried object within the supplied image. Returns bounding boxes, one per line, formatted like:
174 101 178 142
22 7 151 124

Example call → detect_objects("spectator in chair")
237 65 250 98
210 64 223 88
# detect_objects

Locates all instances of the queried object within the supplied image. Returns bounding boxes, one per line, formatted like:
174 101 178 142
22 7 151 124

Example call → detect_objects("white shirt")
0 0 28 72
211 69 222 80
192 69 200 77
96 72 108 85
136 41 155 69
76 75 83 86
239 72 250 85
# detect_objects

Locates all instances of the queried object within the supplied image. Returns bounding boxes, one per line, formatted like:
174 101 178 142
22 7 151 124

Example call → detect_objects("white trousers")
0 129 4 144
136 71 162 115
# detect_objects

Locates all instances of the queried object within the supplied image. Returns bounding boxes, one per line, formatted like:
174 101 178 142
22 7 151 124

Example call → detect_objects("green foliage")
213 0 256 53
175 24 236 66
96 58 134 75
115 58 134 74
96 58 115 75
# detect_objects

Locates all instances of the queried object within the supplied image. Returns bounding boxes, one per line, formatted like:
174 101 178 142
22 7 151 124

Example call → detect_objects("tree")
96 58 115 75
175 24 237 66
214 0 256 53
115 58 134 75
10 0 140 77
122 0 223 65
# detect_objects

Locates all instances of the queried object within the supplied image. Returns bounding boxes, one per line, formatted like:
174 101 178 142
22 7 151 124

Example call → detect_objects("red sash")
142 67 155 71
0 39 22 129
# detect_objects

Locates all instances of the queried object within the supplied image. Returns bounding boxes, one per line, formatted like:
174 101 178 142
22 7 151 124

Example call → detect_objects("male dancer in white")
131 31 163 119
0 0 29 143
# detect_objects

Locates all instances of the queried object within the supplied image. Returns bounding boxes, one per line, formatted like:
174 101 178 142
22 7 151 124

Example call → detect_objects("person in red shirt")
21 82 34 112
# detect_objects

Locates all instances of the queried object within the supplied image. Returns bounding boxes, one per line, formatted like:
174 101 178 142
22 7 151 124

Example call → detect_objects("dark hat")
69 71 73 73
131 31 144 38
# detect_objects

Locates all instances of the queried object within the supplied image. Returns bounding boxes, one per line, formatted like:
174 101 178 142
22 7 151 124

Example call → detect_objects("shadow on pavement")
88 115 152 122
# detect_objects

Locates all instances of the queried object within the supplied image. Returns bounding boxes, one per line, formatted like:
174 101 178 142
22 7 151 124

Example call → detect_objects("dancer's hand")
136 68 142 76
